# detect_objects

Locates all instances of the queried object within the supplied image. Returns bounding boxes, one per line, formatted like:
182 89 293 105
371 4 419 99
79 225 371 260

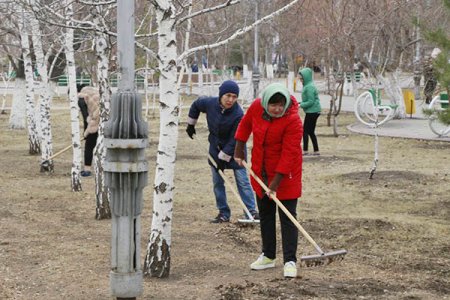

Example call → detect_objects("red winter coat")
235 96 303 200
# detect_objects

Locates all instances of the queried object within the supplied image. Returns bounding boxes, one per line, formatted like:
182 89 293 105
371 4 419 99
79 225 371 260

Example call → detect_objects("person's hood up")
261 83 291 118
299 67 313 85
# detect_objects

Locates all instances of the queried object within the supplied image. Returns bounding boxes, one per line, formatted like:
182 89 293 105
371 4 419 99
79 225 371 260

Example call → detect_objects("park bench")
57 75 92 86
345 72 362 83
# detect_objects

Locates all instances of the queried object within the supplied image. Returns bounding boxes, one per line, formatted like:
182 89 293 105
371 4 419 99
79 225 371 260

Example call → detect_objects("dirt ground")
0 99 449 300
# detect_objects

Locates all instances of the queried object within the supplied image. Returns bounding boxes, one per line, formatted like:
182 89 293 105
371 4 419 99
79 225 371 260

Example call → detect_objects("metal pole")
252 0 260 99
107 1 148 299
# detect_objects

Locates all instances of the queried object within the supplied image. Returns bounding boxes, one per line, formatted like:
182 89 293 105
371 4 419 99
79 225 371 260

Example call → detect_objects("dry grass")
0 102 449 299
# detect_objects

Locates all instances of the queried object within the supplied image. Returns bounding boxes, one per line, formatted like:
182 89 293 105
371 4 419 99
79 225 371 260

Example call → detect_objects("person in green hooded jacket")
299 67 321 156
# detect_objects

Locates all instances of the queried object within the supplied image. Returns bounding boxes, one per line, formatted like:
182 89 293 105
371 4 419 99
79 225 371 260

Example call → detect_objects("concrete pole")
106 1 148 299
117 0 135 91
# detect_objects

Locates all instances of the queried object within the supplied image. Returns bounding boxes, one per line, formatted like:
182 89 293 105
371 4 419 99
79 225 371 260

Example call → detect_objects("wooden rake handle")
206 152 255 221
49 137 85 160
242 160 324 255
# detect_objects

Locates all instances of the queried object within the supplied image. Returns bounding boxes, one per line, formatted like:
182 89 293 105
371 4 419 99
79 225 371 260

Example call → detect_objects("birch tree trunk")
144 0 178 278
8 8 25 129
65 1 83 191
19 8 40 154
93 5 112 219
29 3 54 172
9 79 26 129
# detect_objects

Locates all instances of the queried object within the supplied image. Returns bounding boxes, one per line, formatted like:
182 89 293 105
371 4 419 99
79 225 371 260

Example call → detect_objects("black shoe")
210 213 230 223
80 170 92 177
251 211 260 220
243 211 260 220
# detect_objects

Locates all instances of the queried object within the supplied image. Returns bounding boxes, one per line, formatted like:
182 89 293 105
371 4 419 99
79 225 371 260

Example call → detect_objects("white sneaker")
283 261 297 278
250 253 275 270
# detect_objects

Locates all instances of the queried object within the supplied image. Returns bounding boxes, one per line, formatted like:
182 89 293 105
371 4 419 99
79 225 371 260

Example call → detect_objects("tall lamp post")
252 0 260 99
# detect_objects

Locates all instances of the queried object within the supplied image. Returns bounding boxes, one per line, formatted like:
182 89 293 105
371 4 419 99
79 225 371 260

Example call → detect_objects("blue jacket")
188 96 246 169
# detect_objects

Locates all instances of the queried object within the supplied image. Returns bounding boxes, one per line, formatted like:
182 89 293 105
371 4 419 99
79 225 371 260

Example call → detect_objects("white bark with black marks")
89 4 112 219
144 0 178 278
29 2 54 173
93 6 112 219
65 0 83 191
19 7 40 154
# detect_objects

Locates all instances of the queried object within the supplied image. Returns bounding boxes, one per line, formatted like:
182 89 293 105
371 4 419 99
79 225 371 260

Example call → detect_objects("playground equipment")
354 88 398 127
427 93 450 137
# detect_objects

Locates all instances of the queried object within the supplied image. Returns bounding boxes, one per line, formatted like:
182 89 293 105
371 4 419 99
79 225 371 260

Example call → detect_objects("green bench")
57 75 92 86
345 72 362 83
439 93 449 109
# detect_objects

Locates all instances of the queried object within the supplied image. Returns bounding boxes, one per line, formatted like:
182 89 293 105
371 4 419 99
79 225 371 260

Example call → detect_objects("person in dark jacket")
299 67 321 156
423 48 441 104
186 80 258 223
234 83 303 278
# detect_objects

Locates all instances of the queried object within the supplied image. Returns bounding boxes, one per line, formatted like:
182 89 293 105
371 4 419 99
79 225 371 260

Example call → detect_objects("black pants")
257 195 298 263
84 132 98 166
303 113 320 152
424 79 437 104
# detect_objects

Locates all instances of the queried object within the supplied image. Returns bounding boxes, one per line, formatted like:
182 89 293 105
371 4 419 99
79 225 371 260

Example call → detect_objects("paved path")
292 91 450 143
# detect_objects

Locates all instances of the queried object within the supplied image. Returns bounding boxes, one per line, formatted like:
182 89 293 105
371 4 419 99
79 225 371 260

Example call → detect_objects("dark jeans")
303 113 320 152
257 195 298 263
84 132 98 166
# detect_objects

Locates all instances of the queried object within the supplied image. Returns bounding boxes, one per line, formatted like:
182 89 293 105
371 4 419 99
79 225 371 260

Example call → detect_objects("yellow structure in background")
403 89 416 114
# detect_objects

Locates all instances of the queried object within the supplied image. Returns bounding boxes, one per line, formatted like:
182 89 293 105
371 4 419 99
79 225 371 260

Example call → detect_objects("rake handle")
242 161 324 255
207 153 255 221
49 138 86 160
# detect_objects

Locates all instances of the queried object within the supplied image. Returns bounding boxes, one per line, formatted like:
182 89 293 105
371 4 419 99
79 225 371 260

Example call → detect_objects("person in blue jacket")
186 80 259 223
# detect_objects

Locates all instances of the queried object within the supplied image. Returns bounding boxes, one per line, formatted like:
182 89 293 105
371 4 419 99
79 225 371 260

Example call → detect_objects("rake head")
236 218 260 225
300 249 347 268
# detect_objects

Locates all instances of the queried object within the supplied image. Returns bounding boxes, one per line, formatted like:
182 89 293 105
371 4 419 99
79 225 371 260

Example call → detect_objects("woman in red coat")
234 83 303 278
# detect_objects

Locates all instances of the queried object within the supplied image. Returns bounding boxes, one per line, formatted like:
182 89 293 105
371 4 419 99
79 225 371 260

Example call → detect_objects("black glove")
186 124 196 139
216 159 226 172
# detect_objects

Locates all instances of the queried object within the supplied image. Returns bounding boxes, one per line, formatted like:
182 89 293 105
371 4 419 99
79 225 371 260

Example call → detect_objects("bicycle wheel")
427 96 450 137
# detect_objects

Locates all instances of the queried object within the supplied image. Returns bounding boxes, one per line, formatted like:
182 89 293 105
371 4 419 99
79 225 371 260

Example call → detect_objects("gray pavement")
292 92 450 143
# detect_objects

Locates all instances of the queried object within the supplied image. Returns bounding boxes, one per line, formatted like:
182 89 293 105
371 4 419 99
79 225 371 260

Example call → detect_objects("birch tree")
64 0 83 191
91 2 113 219
18 6 40 154
8 7 26 130
28 0 55 173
